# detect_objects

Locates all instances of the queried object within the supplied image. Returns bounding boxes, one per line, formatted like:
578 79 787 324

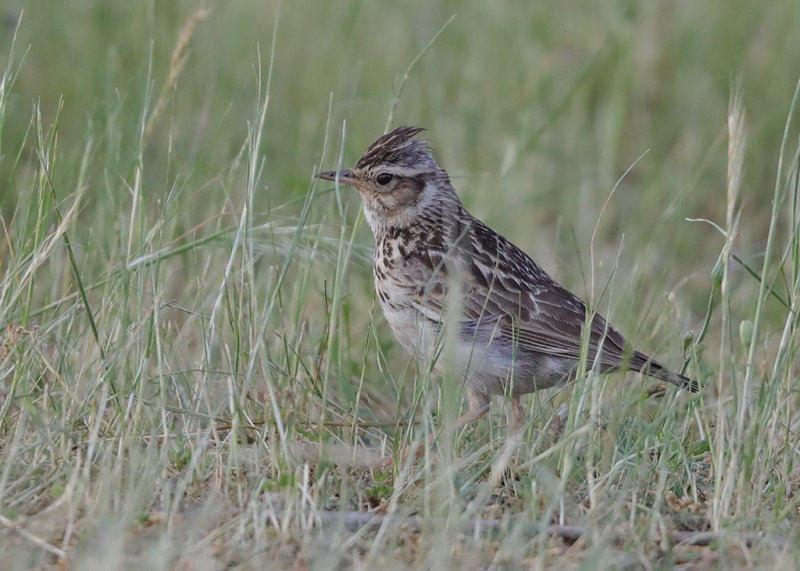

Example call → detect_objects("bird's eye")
376 172 393 185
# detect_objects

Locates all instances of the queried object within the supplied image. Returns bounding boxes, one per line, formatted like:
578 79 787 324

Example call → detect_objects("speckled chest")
373 228 424 311
368 228 424 353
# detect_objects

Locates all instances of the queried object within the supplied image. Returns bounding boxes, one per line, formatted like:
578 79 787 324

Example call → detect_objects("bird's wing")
409 219 632 370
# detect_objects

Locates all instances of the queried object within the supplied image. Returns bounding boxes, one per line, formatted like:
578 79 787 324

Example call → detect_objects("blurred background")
3 1 798 307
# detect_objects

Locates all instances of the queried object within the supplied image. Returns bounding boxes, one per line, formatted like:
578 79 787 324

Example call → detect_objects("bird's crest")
354 126 431 171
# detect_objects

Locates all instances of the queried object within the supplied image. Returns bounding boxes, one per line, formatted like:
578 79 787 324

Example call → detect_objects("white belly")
378 293 505 391
380 301 438 357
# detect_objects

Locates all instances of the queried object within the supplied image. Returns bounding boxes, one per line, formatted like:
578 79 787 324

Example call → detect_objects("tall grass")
0 2 799 568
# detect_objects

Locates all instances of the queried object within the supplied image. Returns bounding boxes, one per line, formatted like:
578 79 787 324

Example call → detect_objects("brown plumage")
318 126 698 432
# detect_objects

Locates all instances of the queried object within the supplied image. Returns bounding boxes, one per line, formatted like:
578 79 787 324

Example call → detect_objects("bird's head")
317 126 457 233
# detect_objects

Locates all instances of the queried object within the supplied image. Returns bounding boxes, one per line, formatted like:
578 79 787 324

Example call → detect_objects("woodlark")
318 126 698 433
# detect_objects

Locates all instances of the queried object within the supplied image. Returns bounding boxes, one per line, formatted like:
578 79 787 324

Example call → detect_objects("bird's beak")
317 169 356 186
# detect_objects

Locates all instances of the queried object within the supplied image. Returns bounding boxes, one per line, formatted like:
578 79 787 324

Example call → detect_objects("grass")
1 1 799 568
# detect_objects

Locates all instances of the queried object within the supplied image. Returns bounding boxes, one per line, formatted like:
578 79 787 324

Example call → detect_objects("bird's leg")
426 388 490 449
448 388 491 432
369 389 490 469
508 394 525 433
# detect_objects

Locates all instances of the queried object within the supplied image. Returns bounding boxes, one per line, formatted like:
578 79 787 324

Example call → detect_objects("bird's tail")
632 350 699 393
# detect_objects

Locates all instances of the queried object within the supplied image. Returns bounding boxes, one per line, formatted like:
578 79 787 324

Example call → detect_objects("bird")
317 126 698 434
